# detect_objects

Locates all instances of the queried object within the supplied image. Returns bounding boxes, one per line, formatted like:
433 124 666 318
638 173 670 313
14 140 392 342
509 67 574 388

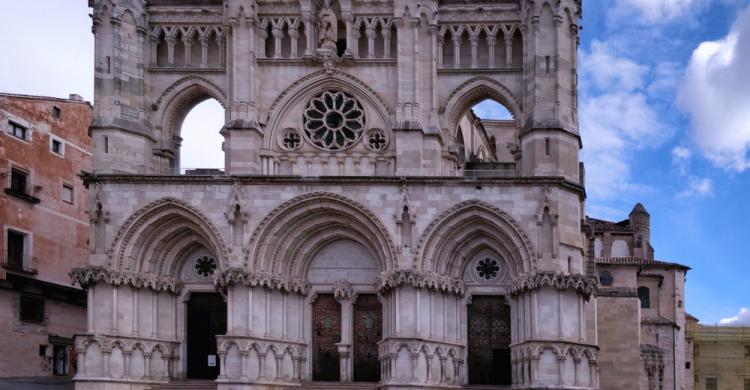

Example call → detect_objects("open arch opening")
454 97 518 171
179 98 225 174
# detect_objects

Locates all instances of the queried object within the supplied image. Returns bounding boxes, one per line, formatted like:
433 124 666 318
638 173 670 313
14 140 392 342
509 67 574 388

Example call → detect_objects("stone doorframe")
177 284 226 380
306 280 379 383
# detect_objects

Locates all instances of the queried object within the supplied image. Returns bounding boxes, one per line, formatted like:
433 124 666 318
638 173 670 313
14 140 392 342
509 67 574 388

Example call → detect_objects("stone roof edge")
595 256 691 271
0 92 92 107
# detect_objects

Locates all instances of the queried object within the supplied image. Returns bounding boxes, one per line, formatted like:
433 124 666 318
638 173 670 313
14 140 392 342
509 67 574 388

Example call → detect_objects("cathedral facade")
71 0 608 389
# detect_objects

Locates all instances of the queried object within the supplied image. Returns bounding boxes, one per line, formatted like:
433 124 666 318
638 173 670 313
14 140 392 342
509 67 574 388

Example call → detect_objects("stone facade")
687 318 750 390
73 0 602 389
0 93 92 377
588 204 690 390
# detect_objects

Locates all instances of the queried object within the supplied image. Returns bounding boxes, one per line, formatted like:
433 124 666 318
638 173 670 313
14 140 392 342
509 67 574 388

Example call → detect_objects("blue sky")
1 0 749 324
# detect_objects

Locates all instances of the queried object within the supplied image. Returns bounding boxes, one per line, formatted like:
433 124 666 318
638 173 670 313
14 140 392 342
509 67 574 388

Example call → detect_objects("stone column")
505 35 513 66
76 348 86 376
144 353 152 379
182 35 192 65
452 36 461 68
334 282 356 382
87 287 94 333
487 36 496 68
218 351 227 379
366 27 376 59
123 351 132 379
200 36 209 67
383 28 391 58
469 34 478 68
272 26 282 58
343 12 354 56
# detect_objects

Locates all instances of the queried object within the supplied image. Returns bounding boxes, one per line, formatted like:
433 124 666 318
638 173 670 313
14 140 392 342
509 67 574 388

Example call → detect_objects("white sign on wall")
208 355 216 367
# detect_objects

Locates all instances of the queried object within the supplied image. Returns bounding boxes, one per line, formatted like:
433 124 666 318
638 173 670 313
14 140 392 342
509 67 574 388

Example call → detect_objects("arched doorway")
467 295 512 385
308 239 382 383
186 292 226 379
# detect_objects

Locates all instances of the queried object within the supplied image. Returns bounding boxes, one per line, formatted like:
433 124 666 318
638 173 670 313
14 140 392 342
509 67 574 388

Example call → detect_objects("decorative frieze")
377 270 465 296
214 268 308 295
69 266 182 294
509 272 598 300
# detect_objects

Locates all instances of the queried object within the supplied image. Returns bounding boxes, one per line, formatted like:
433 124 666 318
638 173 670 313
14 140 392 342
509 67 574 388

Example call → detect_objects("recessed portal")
186 292 226 379
312 294 341 381
353 294 382 382
467 295 512 385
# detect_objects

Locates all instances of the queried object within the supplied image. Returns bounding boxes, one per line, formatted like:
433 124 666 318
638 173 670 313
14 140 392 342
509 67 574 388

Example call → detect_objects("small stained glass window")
194 255 217 277
599 271 613 286
476 257 500 280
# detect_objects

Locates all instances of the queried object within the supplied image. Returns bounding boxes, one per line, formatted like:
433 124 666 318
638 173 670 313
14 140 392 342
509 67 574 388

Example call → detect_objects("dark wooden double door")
186 293 227 379
312 294 382 382
467 295 512 385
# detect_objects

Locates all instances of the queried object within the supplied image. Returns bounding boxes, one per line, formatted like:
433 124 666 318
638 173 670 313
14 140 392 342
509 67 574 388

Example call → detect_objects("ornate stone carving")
377 270 465 296
509 272 598 300
69 266 183 294
317 0 338 51
332 280 357 302
214 268 308 295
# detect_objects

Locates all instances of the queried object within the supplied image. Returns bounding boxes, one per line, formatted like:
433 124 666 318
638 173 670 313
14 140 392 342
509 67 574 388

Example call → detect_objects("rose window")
303 90 366 150
476 257 500 280
194 255 217 277
365 128 388 152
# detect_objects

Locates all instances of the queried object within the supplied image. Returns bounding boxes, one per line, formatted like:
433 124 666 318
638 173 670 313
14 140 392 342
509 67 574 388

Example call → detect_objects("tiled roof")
596 257 691 270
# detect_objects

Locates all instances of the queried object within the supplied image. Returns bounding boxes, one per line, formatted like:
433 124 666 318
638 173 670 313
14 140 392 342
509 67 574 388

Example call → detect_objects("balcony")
2 255 38 275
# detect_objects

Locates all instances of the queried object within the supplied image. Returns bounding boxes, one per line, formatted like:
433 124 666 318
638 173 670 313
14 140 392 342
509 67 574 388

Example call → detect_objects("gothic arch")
442 76 521 132
154 75 228 147
415 200 537 279
245 192 397 279
263 70 394 149
109 197 230 278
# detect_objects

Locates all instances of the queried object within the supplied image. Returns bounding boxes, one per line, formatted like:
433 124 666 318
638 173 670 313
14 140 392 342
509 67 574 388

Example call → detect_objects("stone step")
288 382 378 390
147 380 217 390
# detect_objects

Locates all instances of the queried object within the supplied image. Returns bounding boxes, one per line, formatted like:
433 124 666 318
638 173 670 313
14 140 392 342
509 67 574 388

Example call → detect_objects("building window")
10 168 29 194
599 271 613 286
744 378 750 390
19 295 44 323
62 184 73 204
51 138 64 156
545 137 551 156
52 106 61 119
6 230 26 270
7 121 28 140
638 286 650 309
745 345 750 357
706 377 717 390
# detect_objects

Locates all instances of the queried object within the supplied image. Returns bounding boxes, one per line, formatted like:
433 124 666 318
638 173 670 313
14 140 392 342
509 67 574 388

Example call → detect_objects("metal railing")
2 255 38 274
142 167 519 178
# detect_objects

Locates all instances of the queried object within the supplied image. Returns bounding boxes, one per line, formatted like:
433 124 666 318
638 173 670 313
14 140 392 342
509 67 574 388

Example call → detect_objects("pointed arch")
109 197 229 278
264 69 394 148
245 192 397 279
415 200 537 279
442 76 521 132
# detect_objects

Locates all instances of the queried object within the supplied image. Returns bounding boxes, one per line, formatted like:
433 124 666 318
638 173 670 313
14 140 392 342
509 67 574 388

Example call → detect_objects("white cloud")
719 307 750 325
679 5 750 171
672 146 692 175
677 176 713 198
579 42 667 199
611 0 707 23
180 99 225 170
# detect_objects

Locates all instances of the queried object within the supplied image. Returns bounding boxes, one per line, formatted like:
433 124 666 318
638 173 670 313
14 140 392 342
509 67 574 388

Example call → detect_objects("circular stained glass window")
303 90 366 150
194 255 217 277
476 257 500 280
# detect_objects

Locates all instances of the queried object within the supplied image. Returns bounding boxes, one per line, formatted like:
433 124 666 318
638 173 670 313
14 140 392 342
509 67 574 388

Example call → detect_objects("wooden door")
353 294 381 382
187 293 226 379
467 295 512 385
313 294 341 381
